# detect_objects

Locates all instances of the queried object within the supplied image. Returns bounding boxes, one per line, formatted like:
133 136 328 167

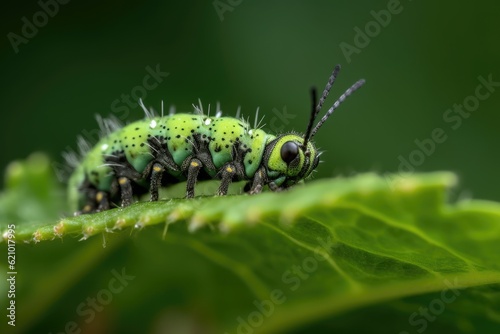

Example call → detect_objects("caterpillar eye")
280 141 299 164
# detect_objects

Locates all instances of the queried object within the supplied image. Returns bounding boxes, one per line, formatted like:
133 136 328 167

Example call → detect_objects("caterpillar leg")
216 142 248 195
148 163 165 201
147 137 179 172
268 182 287 192
190 134 217 171
217 163 237 195
176 133 218 198
142 136 182 202
105 154 143 208
118 177 133 207
106 155 142 181
75 187 109 215
96 191 110 211
249 167 268 195
184 158 202 198
78 187 98 215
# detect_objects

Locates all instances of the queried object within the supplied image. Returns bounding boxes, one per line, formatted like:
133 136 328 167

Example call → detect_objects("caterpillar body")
67 65 365 214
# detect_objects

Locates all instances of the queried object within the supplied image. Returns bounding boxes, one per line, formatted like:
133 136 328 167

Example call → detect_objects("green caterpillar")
67 65 365 214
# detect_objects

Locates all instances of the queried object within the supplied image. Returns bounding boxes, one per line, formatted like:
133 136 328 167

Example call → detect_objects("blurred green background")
1 0 499 201
1 1 500 334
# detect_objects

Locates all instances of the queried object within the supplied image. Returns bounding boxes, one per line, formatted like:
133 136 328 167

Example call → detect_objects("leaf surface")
1 154 499 334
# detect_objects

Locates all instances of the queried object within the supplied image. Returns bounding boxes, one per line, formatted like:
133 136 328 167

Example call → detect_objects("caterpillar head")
262 65 365 189
262 134 319 188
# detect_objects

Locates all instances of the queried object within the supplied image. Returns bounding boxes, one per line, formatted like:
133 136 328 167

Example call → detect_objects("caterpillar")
66 65 365 214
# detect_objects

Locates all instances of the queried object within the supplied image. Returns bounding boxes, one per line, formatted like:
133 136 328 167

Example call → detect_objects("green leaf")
0 153 65 229
1 154 500 334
